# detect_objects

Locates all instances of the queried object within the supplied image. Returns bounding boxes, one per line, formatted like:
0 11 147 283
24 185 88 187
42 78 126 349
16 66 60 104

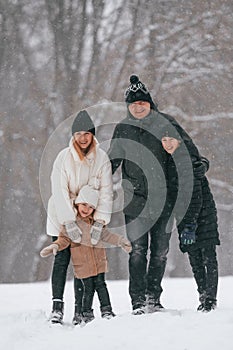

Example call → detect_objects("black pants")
74 277 84 313
125 216 171 308
51 237 83 304
188 245 218 302
79 273 112 313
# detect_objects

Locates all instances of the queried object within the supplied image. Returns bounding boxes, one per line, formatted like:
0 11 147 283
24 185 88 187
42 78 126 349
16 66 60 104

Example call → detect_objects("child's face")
78 203 94 218
161 136 180 154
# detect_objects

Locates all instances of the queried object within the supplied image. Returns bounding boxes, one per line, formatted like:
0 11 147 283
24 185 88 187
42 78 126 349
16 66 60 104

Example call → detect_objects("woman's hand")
64 221 82 243
90 221 104 245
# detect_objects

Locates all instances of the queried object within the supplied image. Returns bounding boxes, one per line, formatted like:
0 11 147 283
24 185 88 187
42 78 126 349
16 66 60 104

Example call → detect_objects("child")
40 185 132 325
161 125 220 312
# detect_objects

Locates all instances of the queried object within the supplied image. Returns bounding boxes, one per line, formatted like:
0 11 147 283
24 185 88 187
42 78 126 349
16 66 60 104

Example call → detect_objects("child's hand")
40 244 59 257
119 237 132 253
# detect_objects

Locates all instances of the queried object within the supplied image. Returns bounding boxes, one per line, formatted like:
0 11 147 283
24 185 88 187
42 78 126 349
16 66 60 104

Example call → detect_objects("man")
108 75 208 314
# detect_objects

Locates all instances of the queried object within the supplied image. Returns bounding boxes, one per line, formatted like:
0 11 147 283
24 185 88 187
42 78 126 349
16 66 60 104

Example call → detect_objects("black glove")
180 223 197 245
193 156 209 179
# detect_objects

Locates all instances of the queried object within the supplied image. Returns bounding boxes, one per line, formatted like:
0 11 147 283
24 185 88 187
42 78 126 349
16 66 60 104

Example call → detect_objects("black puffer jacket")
194 176 220 249
108 109 203 221
166 142 220 252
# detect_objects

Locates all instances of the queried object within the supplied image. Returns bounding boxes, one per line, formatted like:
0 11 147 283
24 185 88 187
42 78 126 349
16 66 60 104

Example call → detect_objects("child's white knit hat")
75 185 99 209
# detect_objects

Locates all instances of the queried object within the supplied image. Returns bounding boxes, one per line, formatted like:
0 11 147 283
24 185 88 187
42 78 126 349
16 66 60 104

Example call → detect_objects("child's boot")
101 305 116 319
82 309 95 324
72 304 83 326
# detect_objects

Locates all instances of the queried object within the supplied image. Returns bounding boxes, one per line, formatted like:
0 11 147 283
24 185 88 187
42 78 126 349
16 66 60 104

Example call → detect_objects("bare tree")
0 0 232 282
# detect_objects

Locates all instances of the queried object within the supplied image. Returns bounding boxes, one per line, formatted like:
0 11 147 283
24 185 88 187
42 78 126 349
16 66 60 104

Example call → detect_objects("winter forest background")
0 0 233 283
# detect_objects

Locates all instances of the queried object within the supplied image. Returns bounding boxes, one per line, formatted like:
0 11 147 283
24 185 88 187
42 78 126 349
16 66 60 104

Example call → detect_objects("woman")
46 110 113 324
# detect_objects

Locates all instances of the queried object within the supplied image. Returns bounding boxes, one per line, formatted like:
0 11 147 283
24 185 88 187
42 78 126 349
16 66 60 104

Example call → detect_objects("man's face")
128 101 151 119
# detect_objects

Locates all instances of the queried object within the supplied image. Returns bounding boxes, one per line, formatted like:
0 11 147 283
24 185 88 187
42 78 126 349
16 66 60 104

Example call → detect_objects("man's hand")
65 221 82 243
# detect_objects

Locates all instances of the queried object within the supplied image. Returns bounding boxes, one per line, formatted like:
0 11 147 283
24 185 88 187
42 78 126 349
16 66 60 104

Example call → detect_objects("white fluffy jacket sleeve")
51 149 77 224
93 152 113 225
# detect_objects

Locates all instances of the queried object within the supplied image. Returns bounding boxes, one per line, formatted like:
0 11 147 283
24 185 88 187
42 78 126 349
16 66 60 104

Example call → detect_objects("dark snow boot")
50 299 64 324
146 295 164 313
197 303 205 311
132 296 146 315
132 300 146 315
197 298 216 312
132 306 145 315
203 298 217 312
72 304 83 326
82 309 95 324
154 299 164 310
101 305 116 319
197 292 207 311
72 313 83 326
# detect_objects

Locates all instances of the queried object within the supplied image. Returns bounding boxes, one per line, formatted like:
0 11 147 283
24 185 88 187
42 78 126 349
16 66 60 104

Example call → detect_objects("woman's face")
74 131 93 149
78 203 94 218
161 136 180 154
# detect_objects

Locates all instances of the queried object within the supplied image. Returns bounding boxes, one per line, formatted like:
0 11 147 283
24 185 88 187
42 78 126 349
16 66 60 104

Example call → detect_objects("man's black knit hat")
72 110 95 136
125 75 157 110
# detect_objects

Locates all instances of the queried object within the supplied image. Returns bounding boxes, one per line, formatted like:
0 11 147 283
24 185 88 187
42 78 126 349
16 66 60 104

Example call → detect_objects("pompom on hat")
124 75 157 110
75 185 99 209
72 110 95 136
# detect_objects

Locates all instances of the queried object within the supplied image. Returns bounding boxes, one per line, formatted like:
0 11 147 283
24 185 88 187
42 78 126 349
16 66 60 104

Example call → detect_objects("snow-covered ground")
1 277 233 350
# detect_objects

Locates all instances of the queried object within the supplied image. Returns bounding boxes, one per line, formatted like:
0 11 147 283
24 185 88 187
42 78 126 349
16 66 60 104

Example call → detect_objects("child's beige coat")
54 217 126 279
